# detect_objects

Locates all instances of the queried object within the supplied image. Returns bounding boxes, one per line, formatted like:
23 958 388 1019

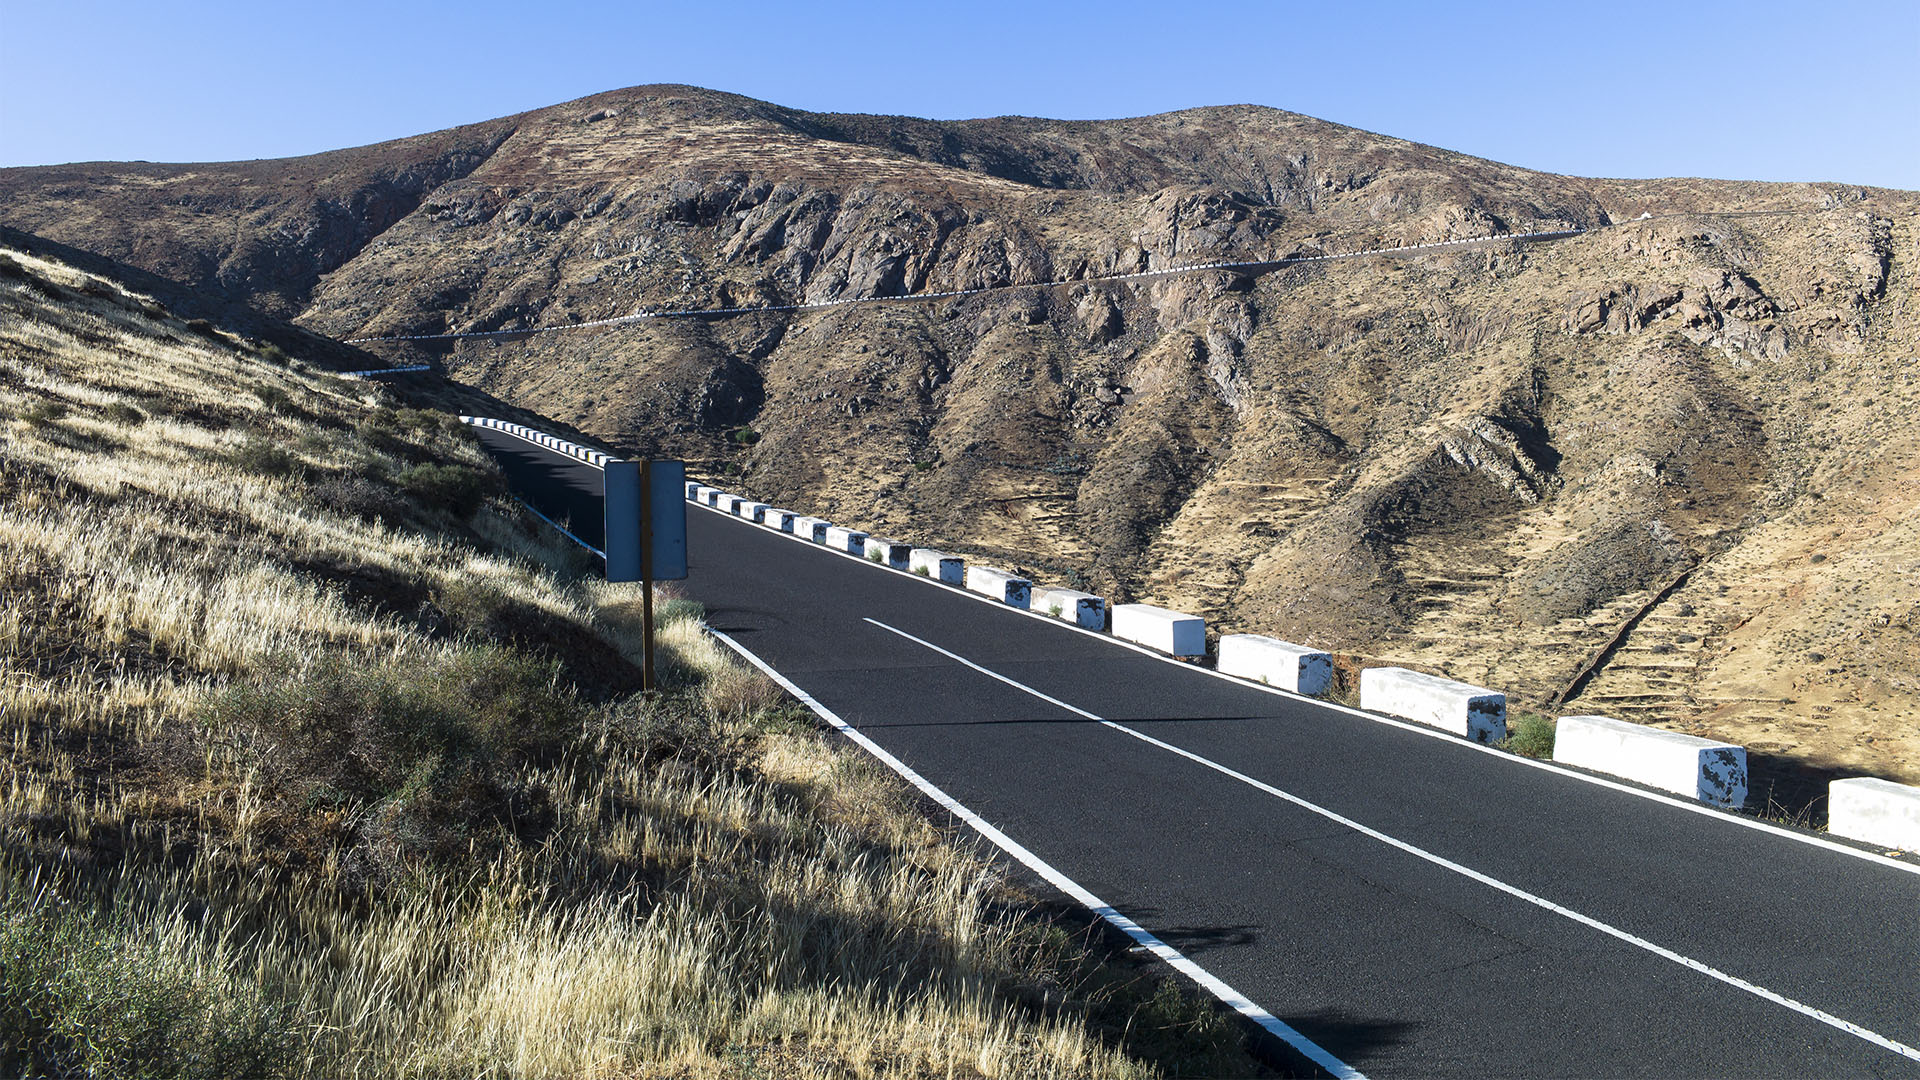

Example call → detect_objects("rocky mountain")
4 84 1916 791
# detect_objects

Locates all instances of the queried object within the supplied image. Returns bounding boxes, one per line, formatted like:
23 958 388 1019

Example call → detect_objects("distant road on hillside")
478 429 1920 1080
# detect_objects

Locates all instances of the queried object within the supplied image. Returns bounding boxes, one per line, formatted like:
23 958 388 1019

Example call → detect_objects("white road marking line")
860 617 1920 1065
682 496 1920 875
707 625 1368 1080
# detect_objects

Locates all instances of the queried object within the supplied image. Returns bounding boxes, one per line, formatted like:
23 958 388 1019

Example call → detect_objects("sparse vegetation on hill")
5 85 1914 789
0 246 1269 1077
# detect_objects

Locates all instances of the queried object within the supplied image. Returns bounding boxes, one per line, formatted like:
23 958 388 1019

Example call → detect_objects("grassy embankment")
0 246 1268 1078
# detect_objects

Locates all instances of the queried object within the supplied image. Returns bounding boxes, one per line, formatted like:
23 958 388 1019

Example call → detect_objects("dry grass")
0 246 1262 1078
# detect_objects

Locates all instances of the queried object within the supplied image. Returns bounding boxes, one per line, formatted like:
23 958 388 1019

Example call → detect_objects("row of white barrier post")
681 477 1920 849
462 415 613 467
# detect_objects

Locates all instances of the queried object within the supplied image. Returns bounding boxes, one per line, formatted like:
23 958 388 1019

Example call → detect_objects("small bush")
208 646 583 867
255 343 290 366
0 900 300 1079
253 385 295 415
397 462 494 516
868 548 883 562
184 318 222 340
1502 711 1558 759
103 402 146 426
391 407 445 434
728 426 760 446
22 400 68 427
229 438 299 478
313 475 408 523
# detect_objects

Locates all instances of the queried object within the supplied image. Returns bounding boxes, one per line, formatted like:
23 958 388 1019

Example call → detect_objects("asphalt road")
476 427 1920 1079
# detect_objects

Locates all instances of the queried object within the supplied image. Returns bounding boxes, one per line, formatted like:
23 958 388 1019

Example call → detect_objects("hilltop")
4 83 1917 791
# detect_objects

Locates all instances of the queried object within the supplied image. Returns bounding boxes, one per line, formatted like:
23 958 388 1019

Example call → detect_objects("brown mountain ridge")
5 83 1917 793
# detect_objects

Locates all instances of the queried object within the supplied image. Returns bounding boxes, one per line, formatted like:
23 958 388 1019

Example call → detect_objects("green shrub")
397 462 494 516
313 475 408 523
229 438 299 478
104 402 146 426
390 407 444 434
255 343 290 366
22 400 68 427
208 646 583 865
728 426 760 446
1502 711 1558 759
253 386 295 415
0 899 300 1079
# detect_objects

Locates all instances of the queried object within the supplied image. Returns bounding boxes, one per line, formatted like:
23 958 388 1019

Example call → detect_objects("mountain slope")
4 83 1916 790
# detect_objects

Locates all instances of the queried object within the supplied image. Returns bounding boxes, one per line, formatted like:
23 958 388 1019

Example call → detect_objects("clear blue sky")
3 0 1915 188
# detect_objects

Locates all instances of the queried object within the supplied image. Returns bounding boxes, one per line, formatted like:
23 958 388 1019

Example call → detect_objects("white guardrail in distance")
763 508 799 533
1828 778 1920 851
1552 715 1747 807
793 516 831 543
1217 634 1332 695
461 416 613 468
865 539 913 570
910 549 965 584
966 566 1031 608
1360 667 1506 743
1033 586 1107 630
824 526 868 555
1111 603 1204 657
740 501 770 523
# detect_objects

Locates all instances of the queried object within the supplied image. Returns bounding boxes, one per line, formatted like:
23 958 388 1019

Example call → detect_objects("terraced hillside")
3 84 1916 787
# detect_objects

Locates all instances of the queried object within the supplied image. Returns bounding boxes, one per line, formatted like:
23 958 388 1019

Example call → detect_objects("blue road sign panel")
644 461 687 581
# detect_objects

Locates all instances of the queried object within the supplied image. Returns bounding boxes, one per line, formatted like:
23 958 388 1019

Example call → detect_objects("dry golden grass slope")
0 244 1271 1078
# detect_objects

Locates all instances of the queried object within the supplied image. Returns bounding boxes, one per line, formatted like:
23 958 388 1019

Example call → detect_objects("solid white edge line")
705 625 1368 1080
860 618 1920 1066
682 499 1920 876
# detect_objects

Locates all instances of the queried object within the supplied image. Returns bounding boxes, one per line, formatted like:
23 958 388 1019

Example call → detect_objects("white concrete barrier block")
1111 604 1205 657
1359 667 1506 743
740 501 770 522
1829 778 1920 851
865 538 912 570
910 549 965 584
1217 634 1332 696
705 490 726 507
824 526 868 555
722 495 750 516
763 509 798 533
685 481 702 500
1033 586 1107 630
966 566 1031 608
1552 715 1747 807
792 516 830 543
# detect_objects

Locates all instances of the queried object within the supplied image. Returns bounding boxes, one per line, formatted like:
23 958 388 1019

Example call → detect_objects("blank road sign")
644 460 686 581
